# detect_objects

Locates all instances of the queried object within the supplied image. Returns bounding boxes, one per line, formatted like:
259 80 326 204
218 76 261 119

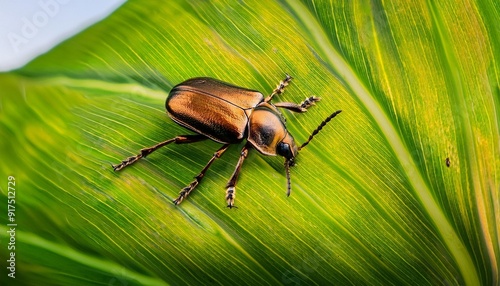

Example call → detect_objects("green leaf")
1 0 498 285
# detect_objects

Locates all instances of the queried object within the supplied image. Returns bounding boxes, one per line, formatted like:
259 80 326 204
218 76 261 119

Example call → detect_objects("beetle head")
276 132 298 162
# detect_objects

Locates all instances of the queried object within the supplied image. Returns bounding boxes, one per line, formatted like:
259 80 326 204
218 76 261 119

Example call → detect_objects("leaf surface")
1 0 498 285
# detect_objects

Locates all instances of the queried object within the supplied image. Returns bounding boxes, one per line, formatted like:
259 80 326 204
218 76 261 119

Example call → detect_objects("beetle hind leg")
173 144 230 205
112 139 176 171
112 134 207 171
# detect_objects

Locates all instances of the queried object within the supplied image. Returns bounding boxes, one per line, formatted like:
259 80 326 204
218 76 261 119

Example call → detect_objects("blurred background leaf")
0 0 498 285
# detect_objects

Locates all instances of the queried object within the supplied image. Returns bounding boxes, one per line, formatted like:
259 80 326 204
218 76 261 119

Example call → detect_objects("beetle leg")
173 144 230 205
274 96 321 113
112 134 207 171
225 145 250 208
299 96 321 109
265 74 293 102
273 102 307 113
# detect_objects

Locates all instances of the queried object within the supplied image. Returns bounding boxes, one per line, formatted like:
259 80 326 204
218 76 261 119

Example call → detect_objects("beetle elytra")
113 75 341 208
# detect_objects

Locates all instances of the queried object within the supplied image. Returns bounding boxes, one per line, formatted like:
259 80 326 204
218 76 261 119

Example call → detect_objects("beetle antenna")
298 110 342 150
285 160 292 196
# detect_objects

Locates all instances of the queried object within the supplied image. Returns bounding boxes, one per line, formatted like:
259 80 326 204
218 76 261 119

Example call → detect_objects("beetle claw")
173 181 199 205
112 154 142 171
112 161 128 171
172 191 186 205
226 187 236 209
300 96 321 110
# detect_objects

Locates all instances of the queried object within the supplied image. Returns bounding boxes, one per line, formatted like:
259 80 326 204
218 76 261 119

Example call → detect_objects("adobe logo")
7 0 71 52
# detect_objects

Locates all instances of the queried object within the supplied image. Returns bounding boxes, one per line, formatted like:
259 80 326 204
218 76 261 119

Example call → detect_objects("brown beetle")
113 75 341 208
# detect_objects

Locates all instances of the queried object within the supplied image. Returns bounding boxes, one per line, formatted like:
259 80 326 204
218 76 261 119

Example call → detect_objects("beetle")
112 75 341 208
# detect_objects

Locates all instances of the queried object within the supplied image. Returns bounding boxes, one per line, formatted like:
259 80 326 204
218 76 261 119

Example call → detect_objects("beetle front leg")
112 134 207 171
173 144 230 205
273 96 321 113
265 74 293 102
225 145 250 208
